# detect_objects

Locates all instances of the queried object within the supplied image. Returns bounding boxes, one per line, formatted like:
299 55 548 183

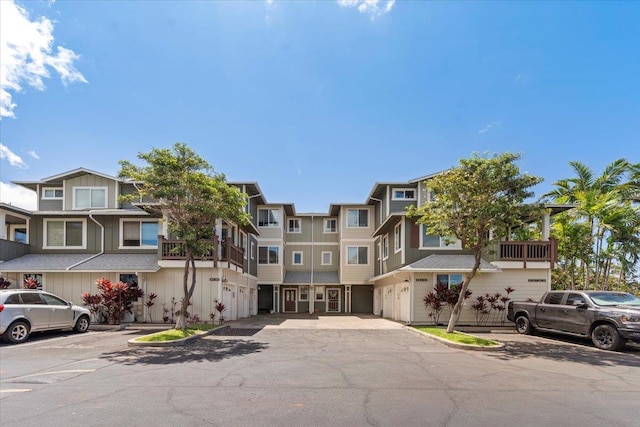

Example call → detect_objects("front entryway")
327 288 341 312
258 285 273 314
284 289 297 312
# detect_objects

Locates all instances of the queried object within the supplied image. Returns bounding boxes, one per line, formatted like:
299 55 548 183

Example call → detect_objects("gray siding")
284 216 313 242
65 174 117 210
0 240 30 262
30 215 101 253
314 217 339 242
389 199 416 214
40 199 63 211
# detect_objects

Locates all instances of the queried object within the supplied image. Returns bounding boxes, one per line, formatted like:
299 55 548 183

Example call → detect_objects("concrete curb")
127 325 230 348
405 325 506 351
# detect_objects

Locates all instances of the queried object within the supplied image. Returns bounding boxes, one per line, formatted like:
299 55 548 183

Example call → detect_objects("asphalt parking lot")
1 317 639 427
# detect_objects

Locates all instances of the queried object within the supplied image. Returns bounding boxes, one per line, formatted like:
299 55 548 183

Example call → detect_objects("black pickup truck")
507 290 640 351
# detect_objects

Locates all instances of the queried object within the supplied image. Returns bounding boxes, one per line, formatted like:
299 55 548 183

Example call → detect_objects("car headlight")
620 315 640 323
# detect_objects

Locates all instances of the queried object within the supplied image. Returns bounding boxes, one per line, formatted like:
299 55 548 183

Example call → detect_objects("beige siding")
341 241 375 284
284 216 312 242
284 245 312 270
257 265 282 283
314 217 339 242
339 205 374 239
314 244 339 271
256 206 283 239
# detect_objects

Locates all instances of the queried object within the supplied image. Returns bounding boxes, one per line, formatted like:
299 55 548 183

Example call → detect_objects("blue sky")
1 0 638 213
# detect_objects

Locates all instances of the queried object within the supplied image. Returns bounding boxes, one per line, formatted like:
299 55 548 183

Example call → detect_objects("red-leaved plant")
82 278 144 325
23 277 40 289
0 276 12 289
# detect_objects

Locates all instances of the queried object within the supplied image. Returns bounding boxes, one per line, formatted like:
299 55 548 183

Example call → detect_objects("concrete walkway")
225 313 406 330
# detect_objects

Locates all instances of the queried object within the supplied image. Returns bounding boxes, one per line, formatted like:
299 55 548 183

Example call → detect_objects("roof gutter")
67 213 104 270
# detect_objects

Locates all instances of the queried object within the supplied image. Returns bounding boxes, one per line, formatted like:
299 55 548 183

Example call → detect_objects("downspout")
67 213 104 270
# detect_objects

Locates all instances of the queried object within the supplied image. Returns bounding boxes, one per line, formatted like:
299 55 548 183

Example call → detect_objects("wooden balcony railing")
159 236 244 270
494 240 557 268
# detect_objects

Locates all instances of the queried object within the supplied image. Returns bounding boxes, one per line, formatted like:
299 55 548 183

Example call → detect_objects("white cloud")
337 0 395 18
0 181 37 210
0 0 87 119
478 121 501 134
0 143 27 168
28 150 40 159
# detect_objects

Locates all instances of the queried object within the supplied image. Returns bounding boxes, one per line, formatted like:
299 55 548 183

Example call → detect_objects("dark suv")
0 289 91 344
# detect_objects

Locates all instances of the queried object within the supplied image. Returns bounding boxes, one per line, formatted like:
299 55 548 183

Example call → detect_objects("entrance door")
284 289 297 312
327 288 341 312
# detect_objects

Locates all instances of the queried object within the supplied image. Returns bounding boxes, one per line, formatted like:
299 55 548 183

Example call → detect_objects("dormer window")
73 187 107 209
392 188 416 200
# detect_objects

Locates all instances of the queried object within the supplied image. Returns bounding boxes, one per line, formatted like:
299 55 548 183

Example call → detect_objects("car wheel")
515 315 532 335
74 315 90 333
591 324 624 351
3 321 30 344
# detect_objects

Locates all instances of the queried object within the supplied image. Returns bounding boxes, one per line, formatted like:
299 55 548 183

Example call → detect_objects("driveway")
225 314 406 330
1 318 638 427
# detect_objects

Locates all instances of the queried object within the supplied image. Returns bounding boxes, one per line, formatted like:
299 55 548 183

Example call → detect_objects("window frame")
73 186 108 209
292 251 303 265
435 273 464 290
420 225 461 249
258 208 280 228
119 219 159 249
42 187 63 200
258 245 280 265
346 246 369 265
391 188 416 201
321 251 332 266
10 224 28 244
382 235 389 260
287 218 301 233
394 223 402 253
315 285 325 300
324 218 337 233
299 286 309 301
346 208 369 228
43 218 87 249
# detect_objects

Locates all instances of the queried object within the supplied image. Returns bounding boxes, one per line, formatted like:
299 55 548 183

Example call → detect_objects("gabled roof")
408 170 448 184
328 203 369 216
366 182 416 205
13 168 123 192
0 203 32 217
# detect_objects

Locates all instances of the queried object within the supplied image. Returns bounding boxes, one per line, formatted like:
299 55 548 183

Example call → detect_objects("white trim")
321 251 332 266
292 250 303 265
41 187 63 200
72 186 108 209
346 245 369 265
420 224 462 249
43 218 87 249
394 222 402 253
287 218 301 233
9 224 28 244
391 188 417 201
250 241 255 260
258 208 280 228
323 218 337 233
345 208 370 228
382 234 389 260
118 218 159 249
258 245 280 265
298 285 309 302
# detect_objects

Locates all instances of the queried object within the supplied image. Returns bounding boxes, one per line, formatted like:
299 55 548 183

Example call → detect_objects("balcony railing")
159 236 244 270
486 240 557 268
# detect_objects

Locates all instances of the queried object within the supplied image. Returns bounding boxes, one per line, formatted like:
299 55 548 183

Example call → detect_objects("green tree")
408 152 543 332
119 143 250 329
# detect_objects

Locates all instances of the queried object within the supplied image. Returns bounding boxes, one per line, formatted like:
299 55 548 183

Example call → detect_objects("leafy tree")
119 143 250 329
408 152 543 332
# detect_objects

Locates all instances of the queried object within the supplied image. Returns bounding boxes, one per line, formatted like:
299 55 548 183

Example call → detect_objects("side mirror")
576 303 589 310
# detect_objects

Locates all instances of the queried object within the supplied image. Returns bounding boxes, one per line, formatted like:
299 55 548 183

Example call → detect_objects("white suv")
0 289 91 344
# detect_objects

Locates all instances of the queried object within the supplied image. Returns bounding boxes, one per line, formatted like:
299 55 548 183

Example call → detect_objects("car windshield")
588 292 640 307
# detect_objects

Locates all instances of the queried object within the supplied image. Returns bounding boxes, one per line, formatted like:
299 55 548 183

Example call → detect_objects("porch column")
274 285 279 313
541 211 551 241
0 213 6 239
309 285 315 314
346 286 351 313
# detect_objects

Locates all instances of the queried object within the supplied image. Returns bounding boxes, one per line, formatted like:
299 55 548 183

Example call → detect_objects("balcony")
484 240 557 268
159 236 245 270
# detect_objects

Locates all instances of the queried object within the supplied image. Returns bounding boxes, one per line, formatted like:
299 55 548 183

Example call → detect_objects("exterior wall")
313 244 339 272
284 216 313 242
29 215 102 254
257 264 282 283
340 240 375 284
403 221 473 265
411 269 551 325
256 205 283 239
39 198 63 211
284 244 312 271
0 240 30 262
314 216 339 242
65 175 118 210
339 205 374 240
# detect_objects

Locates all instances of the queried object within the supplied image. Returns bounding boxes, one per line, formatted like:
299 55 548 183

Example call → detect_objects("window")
121 220 158 247
73 187 107 209
543 292 564 305
251 241 255 260
120 273 139 288
392 188 416 200
321 251 332 266
40 293 68 306
288 218 301 233
44 219 85 248
23 274 43 289
292 251 303 265
347 246 368 265
299 286 309 301
421 225 461 248
382 235 389 259
258 246 279 264
436 274 463 290
258 208 279 227
315 285 325 300
324 218 337 233
566 293 586 306
42 188 63 199
394 223 402 252
10 226 27 244
347 209 368 228
241 233 248 259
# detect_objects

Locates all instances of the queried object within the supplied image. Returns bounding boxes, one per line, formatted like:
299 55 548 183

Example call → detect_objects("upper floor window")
421 225 461 249
258 208 279 227
392 188 416 200
10 226 28 244
73 187 107 209
347 246 368 265
44 219 86 249
347 209 368 228
324 218 337 233
292 251 303 265
121 220 158 248
288 218 301 233
241 233 248 259
258 246 279 264
382 235 389 259
394 223 402 252
42 188 63 199
321 251 332 265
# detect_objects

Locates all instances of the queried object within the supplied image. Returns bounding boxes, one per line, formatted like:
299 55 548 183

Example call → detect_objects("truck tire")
3 321 30 344
515 315 533 335
591 324 625 351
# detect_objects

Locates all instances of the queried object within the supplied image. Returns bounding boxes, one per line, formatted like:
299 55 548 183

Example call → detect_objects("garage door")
351 285 373 313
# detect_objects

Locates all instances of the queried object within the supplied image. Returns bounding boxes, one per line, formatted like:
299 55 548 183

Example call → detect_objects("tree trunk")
175 255 191 330
446 252 481 333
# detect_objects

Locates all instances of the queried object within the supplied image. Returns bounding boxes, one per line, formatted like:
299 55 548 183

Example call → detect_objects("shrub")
0 276 12 289
23 277 40 289
82 278 145 325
